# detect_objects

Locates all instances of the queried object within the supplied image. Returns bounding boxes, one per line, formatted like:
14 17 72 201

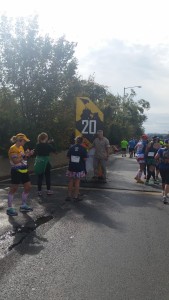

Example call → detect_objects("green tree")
0 15 78 143
0 87 22 155
0 15 150 151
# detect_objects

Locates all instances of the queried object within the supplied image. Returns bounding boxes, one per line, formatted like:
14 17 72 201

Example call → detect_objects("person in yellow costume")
7 133 34 216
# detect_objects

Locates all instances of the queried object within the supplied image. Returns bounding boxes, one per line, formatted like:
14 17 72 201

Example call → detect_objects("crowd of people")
5 131 169 216
6 130 110 216
120 135 169 204
135 135 169 204
7 132 56 216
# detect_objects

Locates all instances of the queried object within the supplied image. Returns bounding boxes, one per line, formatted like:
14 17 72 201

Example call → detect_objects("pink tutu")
66 170 86 178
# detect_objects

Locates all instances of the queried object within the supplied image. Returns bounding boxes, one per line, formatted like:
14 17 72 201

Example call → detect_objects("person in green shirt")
120 139 128 157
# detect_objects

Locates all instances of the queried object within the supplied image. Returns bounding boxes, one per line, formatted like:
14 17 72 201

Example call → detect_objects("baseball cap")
16 133 30 142
164 139 169 144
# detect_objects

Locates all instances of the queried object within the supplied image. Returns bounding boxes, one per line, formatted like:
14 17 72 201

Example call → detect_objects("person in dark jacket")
145 136 160 184
66 136 87 201
155 139 169 204
34 132 56 196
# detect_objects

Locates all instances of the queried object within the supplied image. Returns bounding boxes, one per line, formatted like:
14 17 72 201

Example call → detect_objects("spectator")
93 130 110 183
7 133 34 216
66 136 87 201
34 132 56 196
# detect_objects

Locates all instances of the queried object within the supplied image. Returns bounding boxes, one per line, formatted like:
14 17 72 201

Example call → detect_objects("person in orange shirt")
7 133 34 216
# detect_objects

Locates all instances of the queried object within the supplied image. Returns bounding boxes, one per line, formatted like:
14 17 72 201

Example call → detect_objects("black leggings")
146 165 155 181
37 162 51 191
160 169 169 185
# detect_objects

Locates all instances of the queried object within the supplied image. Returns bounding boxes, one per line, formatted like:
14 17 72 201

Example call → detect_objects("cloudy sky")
1 0 169 134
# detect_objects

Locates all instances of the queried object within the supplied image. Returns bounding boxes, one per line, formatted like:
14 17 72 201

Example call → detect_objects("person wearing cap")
7 133 34 216
145 136 161 185
92 130 110 183
155 139 169 204
134 134 149 183
66 136 87 201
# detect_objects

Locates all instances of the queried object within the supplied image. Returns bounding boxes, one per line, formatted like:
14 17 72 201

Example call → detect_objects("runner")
145 136 160 184
128 138 136 158
155 139 169 204
134 134 148 183
120 138 128 157
155 138 164 181
7 133 34 216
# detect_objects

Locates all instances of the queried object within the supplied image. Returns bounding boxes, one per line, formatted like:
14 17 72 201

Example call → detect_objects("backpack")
162 148 169 163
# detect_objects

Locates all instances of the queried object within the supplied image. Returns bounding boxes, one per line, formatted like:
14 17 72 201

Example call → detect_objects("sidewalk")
0 151 68 179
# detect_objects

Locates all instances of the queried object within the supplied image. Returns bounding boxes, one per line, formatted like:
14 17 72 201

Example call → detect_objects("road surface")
0 155 168 300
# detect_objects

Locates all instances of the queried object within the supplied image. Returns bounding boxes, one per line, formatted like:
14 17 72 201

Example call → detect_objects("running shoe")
102 179 107 183
137 179 144 184
145 180 149 185
6 207 18 216
65 196 72 201
163 197 168 204
74 197 83 202
46 190 54 195
20 204 33 212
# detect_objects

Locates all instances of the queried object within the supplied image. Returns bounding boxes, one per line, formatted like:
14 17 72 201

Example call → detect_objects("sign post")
76 97 104 178
76 97 104 145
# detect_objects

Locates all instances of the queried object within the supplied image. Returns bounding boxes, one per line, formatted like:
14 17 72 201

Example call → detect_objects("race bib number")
71 155 80 163
148 152 154 157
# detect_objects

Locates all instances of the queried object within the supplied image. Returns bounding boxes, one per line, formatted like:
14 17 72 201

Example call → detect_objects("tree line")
0 15 150 156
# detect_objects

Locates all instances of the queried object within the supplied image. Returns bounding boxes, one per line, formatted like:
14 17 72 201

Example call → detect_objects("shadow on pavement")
72 200 125 231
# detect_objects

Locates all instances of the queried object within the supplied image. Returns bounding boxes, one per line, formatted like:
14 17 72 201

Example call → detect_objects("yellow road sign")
76 97 104 144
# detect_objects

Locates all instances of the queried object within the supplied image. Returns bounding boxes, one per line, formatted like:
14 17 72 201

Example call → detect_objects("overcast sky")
1 0 169 134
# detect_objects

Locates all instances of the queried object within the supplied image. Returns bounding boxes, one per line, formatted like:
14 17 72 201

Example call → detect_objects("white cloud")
77 39 169 133
1 0 169 133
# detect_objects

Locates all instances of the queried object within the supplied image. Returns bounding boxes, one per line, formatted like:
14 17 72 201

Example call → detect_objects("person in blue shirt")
66 136 87 202
155 139 169 204
134 134 148 183
128 138 136 158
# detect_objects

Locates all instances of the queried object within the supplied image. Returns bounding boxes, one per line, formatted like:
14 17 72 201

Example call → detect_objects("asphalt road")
0 155 169 300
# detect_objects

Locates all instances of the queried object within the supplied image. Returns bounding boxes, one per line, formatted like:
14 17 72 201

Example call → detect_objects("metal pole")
124 85 141 97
